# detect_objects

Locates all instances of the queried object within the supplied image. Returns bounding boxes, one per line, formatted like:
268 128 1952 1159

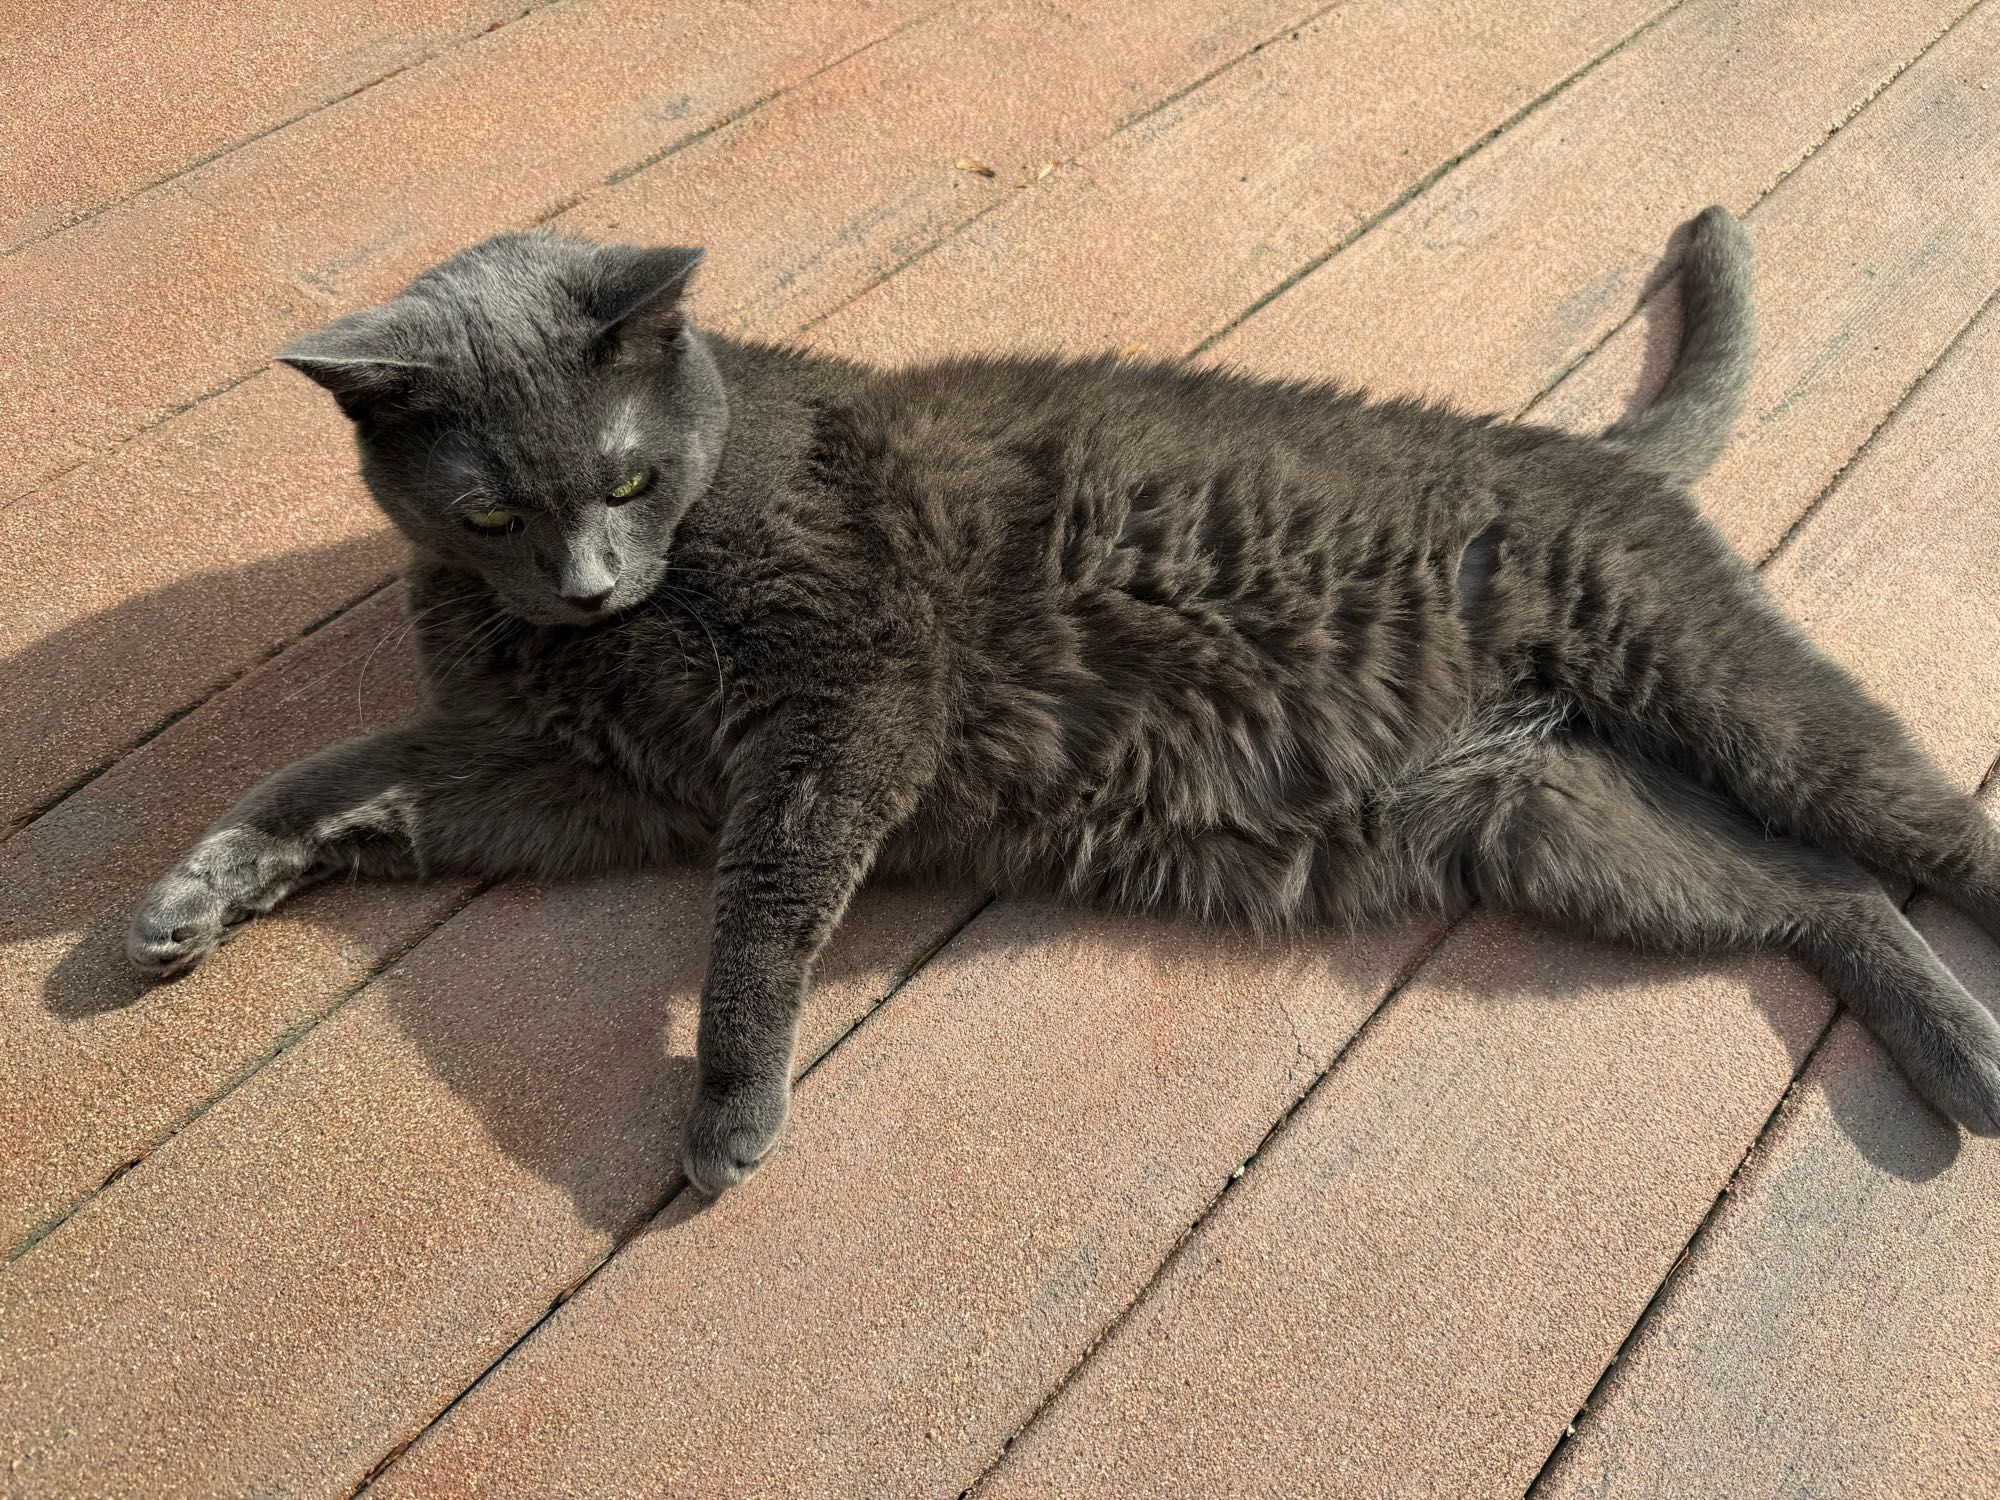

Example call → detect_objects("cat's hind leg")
1466 736 2000 1134
128 718 695 978
1546 519 2000 942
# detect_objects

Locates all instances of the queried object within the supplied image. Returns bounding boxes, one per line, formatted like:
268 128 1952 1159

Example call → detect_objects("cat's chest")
433 609 727 796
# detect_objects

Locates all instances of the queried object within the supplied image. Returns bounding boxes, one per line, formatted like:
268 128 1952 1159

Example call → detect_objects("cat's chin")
492 596 629 629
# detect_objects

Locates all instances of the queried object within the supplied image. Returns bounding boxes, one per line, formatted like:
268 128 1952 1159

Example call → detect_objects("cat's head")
279 231 726 625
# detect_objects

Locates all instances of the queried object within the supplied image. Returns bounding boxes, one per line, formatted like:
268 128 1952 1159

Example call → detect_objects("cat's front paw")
126 830 284 980
681 1074 791 1195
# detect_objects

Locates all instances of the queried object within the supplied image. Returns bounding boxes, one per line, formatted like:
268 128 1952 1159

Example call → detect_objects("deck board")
0 876 981 1496
0 0 527 249
1537 885 2000 1500
0 0 937 499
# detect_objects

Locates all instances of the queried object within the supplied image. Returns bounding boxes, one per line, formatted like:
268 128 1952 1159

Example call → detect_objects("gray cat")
128 208 2000 1194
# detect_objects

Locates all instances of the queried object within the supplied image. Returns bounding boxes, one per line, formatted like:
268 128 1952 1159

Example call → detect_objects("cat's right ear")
276 304 433 420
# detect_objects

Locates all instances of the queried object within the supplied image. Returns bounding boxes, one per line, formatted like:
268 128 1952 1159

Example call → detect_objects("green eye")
461 505 522 534
608 467 653 502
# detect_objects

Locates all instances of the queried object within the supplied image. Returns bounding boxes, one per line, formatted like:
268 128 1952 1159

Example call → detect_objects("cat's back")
838 350 1498 516
822 352 1530 620
831 351 1709 639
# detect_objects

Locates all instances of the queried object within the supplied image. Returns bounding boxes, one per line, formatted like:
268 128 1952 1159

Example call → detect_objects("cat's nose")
556 553 618 610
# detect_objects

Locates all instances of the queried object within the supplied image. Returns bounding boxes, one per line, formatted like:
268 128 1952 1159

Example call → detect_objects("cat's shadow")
1450 914 1965 1186
350 869 978 1240
1602 214 1704 428
33 843 975 1237
14 488 1975 1256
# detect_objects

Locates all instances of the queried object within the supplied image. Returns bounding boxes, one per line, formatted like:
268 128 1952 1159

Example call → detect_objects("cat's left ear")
592 245 705 339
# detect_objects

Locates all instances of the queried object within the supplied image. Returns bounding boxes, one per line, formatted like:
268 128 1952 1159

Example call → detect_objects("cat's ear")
276 303 433 419
592 245 705 338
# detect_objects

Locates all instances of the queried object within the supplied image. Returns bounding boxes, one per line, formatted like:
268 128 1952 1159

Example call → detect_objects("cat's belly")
888 783 1444 931
888 695 1559 931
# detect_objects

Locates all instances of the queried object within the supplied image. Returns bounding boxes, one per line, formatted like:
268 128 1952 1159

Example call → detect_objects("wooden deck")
5 1 1999 1494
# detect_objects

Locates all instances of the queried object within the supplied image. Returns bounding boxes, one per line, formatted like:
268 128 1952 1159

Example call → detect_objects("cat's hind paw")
1901 1002 2000 1138
682 1076 791 1195
1932 1034 2000 1137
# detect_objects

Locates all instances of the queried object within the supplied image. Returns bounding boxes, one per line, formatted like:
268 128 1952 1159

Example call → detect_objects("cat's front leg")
682 699 931 1194
127 728 437 978
129 717 685 977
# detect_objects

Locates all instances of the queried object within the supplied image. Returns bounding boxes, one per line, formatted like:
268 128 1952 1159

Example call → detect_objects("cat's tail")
1601 205 1754 485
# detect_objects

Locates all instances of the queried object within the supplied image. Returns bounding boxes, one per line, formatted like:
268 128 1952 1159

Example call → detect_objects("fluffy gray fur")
129 208 2000 1193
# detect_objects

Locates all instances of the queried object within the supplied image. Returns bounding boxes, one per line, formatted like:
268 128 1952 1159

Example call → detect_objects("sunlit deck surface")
5 1 1999 1494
